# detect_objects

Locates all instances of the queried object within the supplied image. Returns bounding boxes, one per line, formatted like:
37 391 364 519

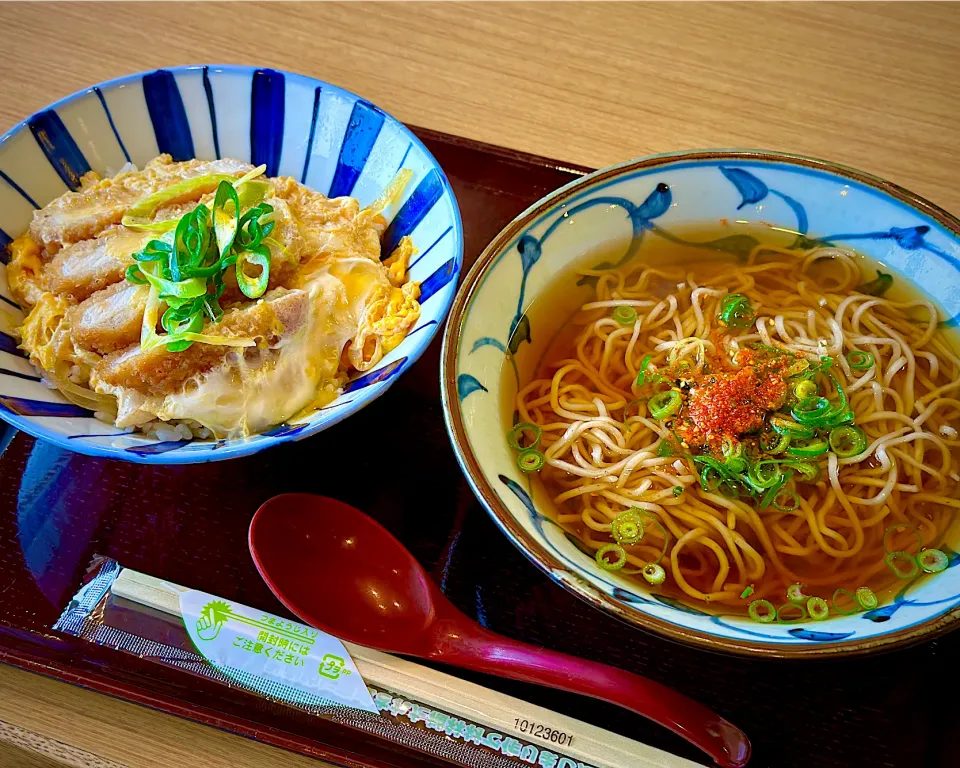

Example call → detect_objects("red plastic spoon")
249 494 750 767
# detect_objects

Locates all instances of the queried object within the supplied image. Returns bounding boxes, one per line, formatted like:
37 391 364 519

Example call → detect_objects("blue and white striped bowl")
0 65 463 463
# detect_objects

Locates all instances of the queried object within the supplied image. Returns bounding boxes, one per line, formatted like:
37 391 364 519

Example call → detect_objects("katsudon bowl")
0 66 462 463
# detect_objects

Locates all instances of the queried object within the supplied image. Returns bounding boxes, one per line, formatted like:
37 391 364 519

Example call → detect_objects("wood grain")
0 664 333 768
0 2 956 765
0 2 958 212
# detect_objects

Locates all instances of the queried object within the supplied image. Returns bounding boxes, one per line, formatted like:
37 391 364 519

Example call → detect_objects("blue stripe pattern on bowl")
0 65 464 463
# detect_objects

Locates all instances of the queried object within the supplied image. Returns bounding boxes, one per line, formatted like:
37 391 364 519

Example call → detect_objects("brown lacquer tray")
0 129 952 768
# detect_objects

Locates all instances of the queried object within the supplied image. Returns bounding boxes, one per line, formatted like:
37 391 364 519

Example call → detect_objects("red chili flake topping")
673 349 791 450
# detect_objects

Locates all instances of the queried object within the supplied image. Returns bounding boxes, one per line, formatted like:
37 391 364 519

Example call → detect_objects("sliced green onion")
517 449 545 473
635 354 653 386
783 358 811 378
785 460 821 484
786 583 807 604
672 485 684 497
829 425 867 458
794 379 818 400
787 437 830 459
856 270 893 297
883 523 922 555
770 416 815 439
694 456 732 488
611 510 644 545
721 438 747 472
832 588 860 615
829 408 856 428
131 238 173 263
772 489 800 512
807 596 830 621
125 264 148 285
642 563 666 585
885 551 920 579
139 264 208 300
648 390 682 419
747 460 783 490
213 180 241 256
761 431 791 455
846 350 875 371
236 203 275 250
718 293 756 329
656 440 673 457
776 602 808 624
748 599 776 623
792 396 832 424
918 548 949 574
235 244 271 299
161 305 203 337
786 437 828 458
507 422 542 451
122 173 235 231
596 544 626 571
612 305 638 325
740 585 754 599
759 470 793 509
855 587 878 610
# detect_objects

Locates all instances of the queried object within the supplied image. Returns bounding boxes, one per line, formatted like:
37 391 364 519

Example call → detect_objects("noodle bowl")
515 238 960 615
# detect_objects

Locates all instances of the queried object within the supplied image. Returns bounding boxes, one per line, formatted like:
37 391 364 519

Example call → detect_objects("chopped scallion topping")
649 390 682 419
829 425 867 458
794 379 818 400
642 563 666 585
612 305 638 325
517 449 545 473
918 548 949 574
718 293 756 328
786 583 807 604
611 510 644 545
846 350 875 371
635 354 653 386
776 602 808 624
855 587 878 610
832 588 859 615
748 599 776 623
596 543 627 571
786 437 829 458
807 596 830 621
507 422 542 451
883 523 922 556
885 551 920 579
856 270 893 297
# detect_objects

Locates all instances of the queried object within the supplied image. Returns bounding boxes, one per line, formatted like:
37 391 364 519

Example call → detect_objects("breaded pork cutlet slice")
44 226 152 302
30 155 254 256
66 281 149 356
92 288 309 397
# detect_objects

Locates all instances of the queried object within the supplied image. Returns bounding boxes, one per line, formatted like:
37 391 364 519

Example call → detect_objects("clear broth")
504 223 960 616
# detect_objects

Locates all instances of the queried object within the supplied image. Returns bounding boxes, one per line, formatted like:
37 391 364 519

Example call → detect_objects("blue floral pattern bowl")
441 150 960 657
0 66 462 463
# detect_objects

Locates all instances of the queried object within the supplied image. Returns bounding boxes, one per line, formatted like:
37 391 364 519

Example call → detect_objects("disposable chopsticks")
111 568 698 768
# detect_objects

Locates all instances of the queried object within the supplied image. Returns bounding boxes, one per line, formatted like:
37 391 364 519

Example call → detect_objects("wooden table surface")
0 2 958 765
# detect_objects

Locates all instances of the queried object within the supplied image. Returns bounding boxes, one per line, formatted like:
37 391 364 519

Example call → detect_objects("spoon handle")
432 625 750 768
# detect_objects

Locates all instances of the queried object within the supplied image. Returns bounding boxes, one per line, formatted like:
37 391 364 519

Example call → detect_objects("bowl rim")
440 148 960 658
0 64 465 464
